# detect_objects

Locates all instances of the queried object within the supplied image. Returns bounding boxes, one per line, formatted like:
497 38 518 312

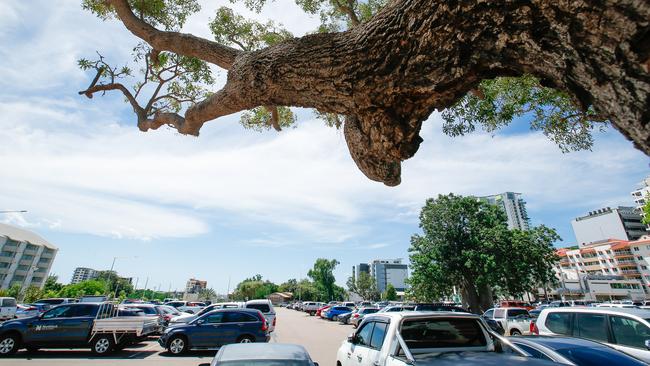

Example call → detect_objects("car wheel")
167 335 188 355
237 335 255 343
91 335 115 355
510 329 521 336
0 334 19 356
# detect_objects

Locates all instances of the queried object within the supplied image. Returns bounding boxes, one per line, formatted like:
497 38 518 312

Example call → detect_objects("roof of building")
0 223 57 249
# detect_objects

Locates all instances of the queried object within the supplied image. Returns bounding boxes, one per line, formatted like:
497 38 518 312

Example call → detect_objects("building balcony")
614 252 634 259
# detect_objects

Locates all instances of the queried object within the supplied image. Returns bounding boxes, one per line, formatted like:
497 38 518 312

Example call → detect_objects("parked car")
316 305 331 318
34 298 77 306
324 306 353 320
159 308 270 355
210 343 317 366
534 307 650 362
302 302 321 315
338 311 355 324
15 304 42 319
0 298 17 321
169 302 242 325
378 305 415 313
505 335 647 365
483 307 532 336
164 301 206 314
337 311 555 366
0 302 158 355
500 300 535 311
122 303 168 331
244 299 276 332
349 307 380 328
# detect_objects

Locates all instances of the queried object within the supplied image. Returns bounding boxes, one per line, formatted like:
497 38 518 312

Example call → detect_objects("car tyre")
237 335 255 343
510 329 521 336
91 335 115 355
0 334 19 356
167 335 188 355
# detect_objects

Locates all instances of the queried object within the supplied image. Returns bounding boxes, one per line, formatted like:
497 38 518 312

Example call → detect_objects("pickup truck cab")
336 312 556 366
483 307 532 336
0 302 158 356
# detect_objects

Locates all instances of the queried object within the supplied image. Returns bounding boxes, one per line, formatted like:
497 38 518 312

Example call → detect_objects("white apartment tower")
70 267 98 284
632 176 650 224
0 223 57 290
479 192 531 230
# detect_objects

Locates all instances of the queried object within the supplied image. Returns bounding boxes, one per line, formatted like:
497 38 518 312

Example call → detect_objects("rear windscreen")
400 318 487 349
247 304 271 313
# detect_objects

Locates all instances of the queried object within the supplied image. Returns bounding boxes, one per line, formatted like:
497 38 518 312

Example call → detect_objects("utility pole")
226 276 231 301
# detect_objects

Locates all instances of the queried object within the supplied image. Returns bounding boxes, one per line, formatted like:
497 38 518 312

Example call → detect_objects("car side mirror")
347 333 356 344
645 340 650 350
195 319 205 325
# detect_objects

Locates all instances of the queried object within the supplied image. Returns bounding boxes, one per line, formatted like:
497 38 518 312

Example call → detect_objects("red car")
316 305 331 318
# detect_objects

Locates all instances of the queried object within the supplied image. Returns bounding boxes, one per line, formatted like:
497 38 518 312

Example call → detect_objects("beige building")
0 223 57 291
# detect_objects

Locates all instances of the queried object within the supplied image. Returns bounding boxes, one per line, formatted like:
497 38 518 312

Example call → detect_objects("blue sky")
1 0 648 294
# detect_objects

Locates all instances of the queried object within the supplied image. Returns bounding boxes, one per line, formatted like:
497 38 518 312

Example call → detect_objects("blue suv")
159 308 270 355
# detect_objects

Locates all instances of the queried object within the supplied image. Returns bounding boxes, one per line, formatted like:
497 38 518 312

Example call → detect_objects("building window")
21 254 34 260
609 259 614 263
634 247 640 251
643 266 648 270
638 256 644 260
16 265 28 271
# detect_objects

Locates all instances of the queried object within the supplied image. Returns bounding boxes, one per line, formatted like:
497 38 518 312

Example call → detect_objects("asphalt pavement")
0 307 353 366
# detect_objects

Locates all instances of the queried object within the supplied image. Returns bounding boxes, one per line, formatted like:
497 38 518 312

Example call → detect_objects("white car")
535 307 650 362
169 302 242 324
164 301 206 314
482 307 532 336
0 298 16 320
245 299 276 332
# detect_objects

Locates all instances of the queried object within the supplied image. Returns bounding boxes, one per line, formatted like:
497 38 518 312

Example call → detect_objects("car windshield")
248 304 271 313
556 347 647 366
400 318 487 349
218 361 310 366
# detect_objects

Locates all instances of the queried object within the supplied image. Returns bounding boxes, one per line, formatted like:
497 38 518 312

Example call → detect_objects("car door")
222 312 255 344
573 312 610 344
61 305 97 345
608 315 650 362
25 305 73 346
367 321 389 366
191 312 226 348
346 321 374 366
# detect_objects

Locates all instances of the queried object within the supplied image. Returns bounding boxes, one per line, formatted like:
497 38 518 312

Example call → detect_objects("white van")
245 299 276 332
0 297 17 320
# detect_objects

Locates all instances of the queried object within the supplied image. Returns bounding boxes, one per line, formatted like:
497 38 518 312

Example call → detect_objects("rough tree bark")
106 0 649 186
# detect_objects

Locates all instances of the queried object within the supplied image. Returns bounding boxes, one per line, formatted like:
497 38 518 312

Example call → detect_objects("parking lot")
0 307 351 366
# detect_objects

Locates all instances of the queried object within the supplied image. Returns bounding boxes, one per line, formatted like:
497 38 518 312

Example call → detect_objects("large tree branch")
107 0 241 69
79 83 142 115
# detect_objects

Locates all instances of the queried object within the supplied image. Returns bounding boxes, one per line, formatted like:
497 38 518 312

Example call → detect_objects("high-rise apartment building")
479 192 530 230
70 267 99 284
632 176 650 223
571 206 649 246
352 263 370 281
369 259 408 293
0 223 57 290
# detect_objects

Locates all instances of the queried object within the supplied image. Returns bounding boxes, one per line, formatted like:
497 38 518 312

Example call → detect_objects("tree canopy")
347 271 379 301
308 258 343 301
78 0 649 186
408 194 559 313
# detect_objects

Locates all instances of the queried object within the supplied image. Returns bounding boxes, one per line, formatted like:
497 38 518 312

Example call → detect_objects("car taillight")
530 321 539 335
353 314 359 318
26 307 37 311
256 311 268 331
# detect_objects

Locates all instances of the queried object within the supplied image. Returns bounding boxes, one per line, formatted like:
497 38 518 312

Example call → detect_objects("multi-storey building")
70 267 98 284
369 259 408 293
352 263 370 282
185 278 207 294
479 192 530 231
571 207 648 246
632 176 650 223
554 237 650 299
0 223 57 290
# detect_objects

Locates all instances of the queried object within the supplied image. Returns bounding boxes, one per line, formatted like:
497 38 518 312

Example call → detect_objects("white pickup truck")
482 307 532 336
302 302 323 315
336 312 555 366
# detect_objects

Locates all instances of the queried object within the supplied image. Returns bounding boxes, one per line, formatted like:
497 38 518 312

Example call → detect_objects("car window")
2 299 16 307
247 303 271 313
43 305 72 319
610 316 650 349
545 312 572 335
556 346 647 366
370 322 388 349
575 313 608 343
204 312 225 324
135 306 157 315
356 322 374 347
400 318 487 349
494 309 506 318
71 305 97 317
483 309 494 318
513 343 553 361
224 312 258 323
508 309 529 318
363 309 379 315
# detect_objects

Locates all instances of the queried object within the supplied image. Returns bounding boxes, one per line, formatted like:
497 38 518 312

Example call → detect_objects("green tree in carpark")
347 272 379 301
642 195 650 226
57 279 108 298
384 284 397 301
199 288 217 302
95 271 135 298
232 275 278 300
308 258 340 302
295 279 319 301
73 0 639 190
278 279 298 294
408 194 559 313
43 275 63 293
